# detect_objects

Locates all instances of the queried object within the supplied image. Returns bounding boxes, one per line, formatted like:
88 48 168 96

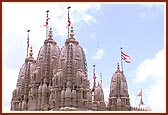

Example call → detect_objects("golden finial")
48 28 53 39
117 63 120 71
70 25 75 38
29 45 33 57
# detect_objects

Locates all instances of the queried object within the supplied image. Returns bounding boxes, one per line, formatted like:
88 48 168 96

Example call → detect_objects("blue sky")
2 2 165 112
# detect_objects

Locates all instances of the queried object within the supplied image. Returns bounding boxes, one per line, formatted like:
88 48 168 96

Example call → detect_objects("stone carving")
49 89 55 109
10 26 149 111
58 69 63 87
22 95 27 111
76 69 81 86
52 75 56 88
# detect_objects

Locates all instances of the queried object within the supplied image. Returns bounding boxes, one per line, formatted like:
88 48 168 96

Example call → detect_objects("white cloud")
145 78 165 112
83 14 96 24
53 3 101 38
138 12 146 18
2 2 101 60
68 3 100 24
92 48 105 60
3 3 101 43
134 49 164 82
133 49 165 112
89 33 97 41
138 3 164 18
2 2 101 112
143 3 164 10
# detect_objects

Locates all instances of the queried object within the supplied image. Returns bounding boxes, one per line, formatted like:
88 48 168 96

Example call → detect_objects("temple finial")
140 89 144 104
100 73 102 87
48 28 53 39
29 45 33 57
70 25 75 38
117 63 120 71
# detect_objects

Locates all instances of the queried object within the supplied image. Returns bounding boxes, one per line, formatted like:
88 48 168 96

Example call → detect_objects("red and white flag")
66 6 71 28
121 51 131 63
27 35 29 48
93 72 96 79
137 90 142 96
41 10 50 27
67 18 71 28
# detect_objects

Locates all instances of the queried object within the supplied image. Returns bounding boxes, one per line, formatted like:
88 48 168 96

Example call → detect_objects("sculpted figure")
58 70 63 87
49 89 55 101
76 69 81 86
52 76 56 88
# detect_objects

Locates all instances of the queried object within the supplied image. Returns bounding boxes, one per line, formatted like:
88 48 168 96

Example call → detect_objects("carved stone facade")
10 26 151 111
11 46 36 111
107 63 131 111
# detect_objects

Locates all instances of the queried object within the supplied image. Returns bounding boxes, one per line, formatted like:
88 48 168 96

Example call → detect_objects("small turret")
108 63 130 111
132 89 151 111
48 28 53 39
65 25 79 45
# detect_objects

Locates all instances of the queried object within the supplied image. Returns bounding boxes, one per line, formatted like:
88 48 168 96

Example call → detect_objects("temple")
10 23 151 111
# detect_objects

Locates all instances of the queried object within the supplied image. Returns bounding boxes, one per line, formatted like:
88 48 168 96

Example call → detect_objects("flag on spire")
137 90 142 96
92 64 96 100
93 72 96 79
27 30 30 48
67 6 71 28
27 30 30 57
41 10 50 27
93 64 96 79
121 51 131 63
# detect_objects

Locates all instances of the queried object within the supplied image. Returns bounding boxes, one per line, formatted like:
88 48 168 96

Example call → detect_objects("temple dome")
108 63 131 111
15 46 36 98
137 104 151 111
19 46 36 78
109 63 129 97
57 26 88 88
36 28 60 84
132 103 151 111
11 46 36 111
94 83 105 101
18 60 35 78
132 92 151 111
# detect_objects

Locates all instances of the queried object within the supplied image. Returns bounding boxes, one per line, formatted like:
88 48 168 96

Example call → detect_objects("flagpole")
46 10 49 39
120 47 124 72
67 6 71 39
27 30 30 57
93 64 96 101
100 73 102 87
140 88 143 104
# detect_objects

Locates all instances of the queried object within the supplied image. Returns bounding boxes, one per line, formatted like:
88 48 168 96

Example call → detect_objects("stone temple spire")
108 63 131 111
100 73 102 88
132 89 151 111
29 46 33 57
27 45 35 61
117 62 120 72
48 28 53 39
70 25 75 38
65 25 79 45
139 89 144 105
